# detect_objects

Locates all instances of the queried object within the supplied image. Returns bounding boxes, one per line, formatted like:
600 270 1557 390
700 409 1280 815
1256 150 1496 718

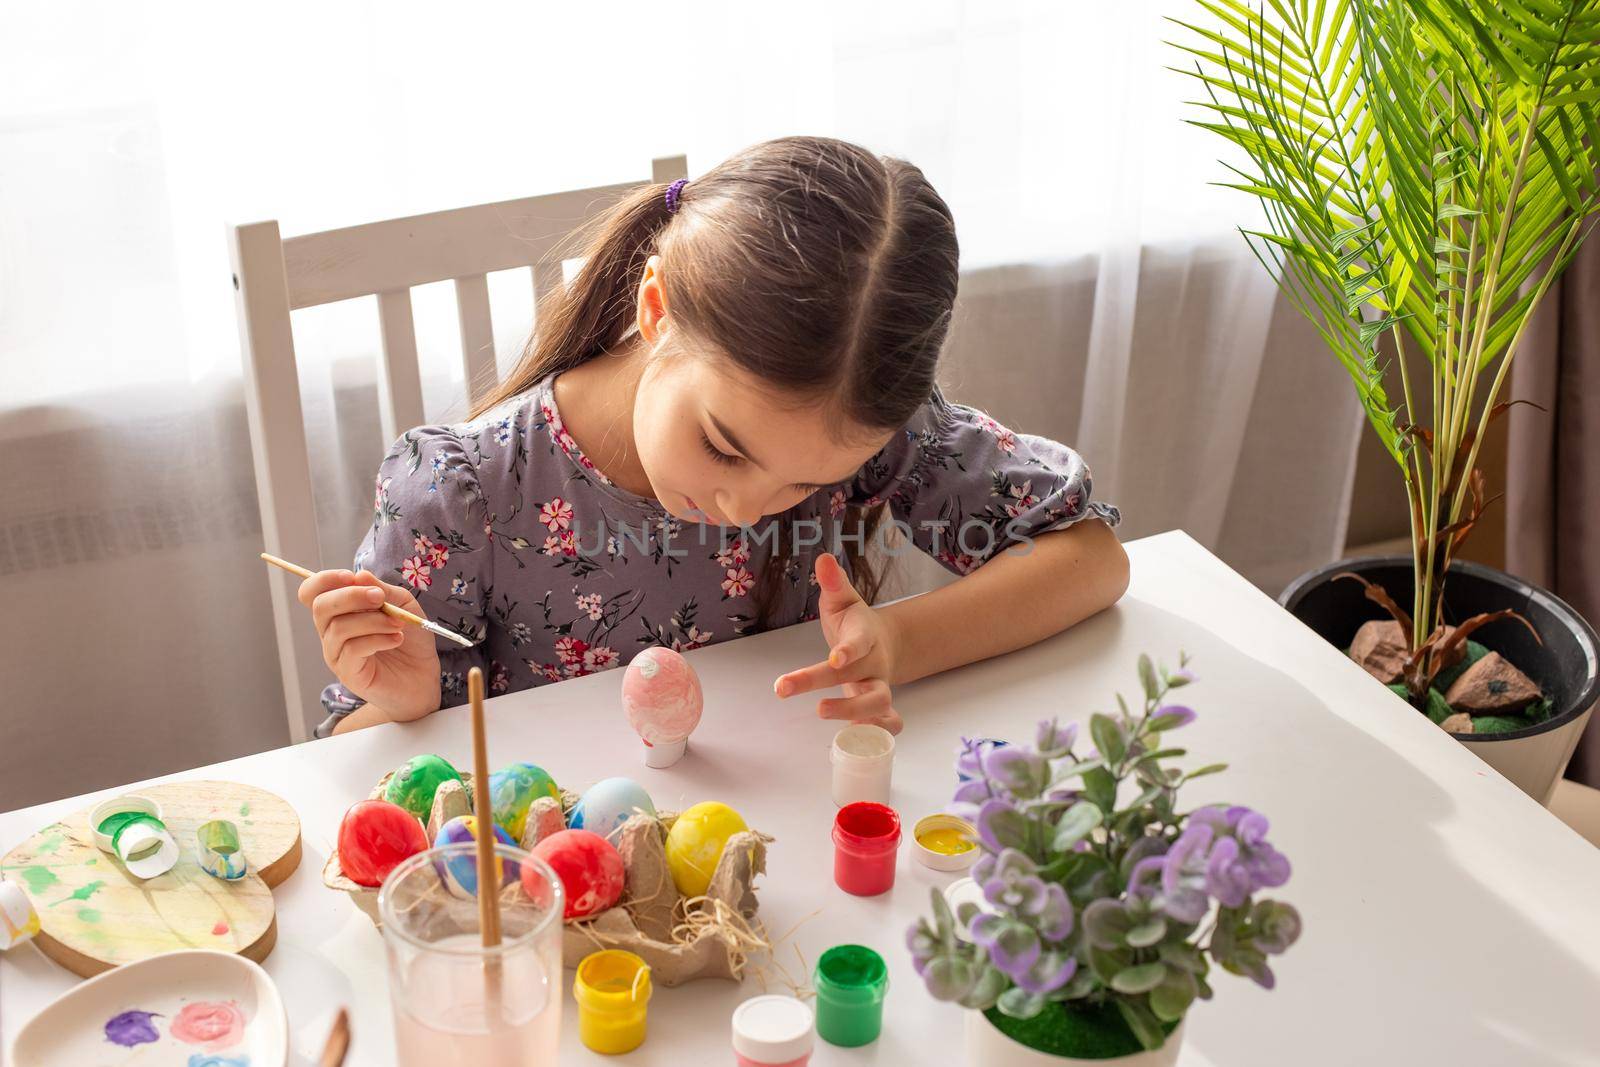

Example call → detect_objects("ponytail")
470 180 679 419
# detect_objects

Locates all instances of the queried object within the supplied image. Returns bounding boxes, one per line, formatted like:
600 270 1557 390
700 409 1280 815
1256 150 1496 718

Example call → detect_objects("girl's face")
633 355 892 527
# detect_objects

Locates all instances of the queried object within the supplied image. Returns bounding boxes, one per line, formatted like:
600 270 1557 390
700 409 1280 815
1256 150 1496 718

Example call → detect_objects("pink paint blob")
622 646 703 747
171 1000 246 1049
212 921 230 936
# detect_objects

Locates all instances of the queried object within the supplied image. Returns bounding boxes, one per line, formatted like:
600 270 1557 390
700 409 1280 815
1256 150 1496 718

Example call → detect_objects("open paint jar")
573 949 653 1054
89 795 179 879
813 944 888 1047
830 724 894 807
832 802 901 896
912 813 978 872
731 994 815 1066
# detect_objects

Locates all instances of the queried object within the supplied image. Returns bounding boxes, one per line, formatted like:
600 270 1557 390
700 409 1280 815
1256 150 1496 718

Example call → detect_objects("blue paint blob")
104 1010 161 1047
187 1055 250 1067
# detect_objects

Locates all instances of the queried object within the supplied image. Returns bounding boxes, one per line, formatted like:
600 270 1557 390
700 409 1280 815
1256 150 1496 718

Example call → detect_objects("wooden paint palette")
1 781 300 977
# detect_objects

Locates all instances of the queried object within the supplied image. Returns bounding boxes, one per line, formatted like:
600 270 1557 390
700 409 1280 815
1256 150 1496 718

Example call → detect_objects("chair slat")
375 289 426 444
455 273 496 405
228 220 328 744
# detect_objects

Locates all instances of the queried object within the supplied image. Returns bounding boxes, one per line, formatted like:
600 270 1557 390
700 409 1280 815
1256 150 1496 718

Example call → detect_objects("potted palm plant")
907 654 1301 1064
1171 0 1600 801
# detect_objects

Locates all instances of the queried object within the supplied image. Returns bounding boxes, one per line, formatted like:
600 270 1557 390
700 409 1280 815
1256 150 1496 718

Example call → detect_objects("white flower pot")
964 1010 1185 1066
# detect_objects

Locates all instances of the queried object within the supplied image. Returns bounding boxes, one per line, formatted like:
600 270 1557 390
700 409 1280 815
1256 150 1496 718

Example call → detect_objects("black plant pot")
1280 556 1600 803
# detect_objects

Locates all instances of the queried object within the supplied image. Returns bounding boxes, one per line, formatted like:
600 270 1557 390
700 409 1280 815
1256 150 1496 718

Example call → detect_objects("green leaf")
1116 999 1169 1052
1091 713 1127 765
1138 654 1159 700
1050 758 1106 785
1083 766 1118 815
1053 801 1104 852
1184 762 1229 781
1127 916 1169 948
1150 967 1199 1022
1090 945 1132 982
1111 962 1169 995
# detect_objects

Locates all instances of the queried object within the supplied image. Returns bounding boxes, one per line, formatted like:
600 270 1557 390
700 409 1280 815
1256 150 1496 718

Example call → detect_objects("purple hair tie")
665 178 688 215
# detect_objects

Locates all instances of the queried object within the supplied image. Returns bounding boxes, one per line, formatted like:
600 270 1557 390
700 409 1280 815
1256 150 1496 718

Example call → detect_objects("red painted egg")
528 829 625 919
337 799 428 887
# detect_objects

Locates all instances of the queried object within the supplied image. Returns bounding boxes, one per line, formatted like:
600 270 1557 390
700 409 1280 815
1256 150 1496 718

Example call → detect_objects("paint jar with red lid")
832 802 901 896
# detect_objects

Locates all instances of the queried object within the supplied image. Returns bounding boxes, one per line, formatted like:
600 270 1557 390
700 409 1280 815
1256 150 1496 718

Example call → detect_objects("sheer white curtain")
0 0 1361 807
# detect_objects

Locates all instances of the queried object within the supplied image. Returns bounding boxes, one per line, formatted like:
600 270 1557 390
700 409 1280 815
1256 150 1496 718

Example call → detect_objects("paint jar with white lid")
732 994 815 1067
830 724 894 807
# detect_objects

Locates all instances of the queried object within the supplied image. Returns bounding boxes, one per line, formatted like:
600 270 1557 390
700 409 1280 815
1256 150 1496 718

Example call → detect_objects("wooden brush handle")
260 552 429 628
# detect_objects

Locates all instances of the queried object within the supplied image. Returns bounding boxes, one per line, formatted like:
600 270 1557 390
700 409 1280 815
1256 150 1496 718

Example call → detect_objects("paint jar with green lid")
812 944 888 1047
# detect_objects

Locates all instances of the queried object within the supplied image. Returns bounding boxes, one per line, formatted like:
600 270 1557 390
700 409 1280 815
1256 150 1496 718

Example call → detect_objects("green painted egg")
383 754 463 819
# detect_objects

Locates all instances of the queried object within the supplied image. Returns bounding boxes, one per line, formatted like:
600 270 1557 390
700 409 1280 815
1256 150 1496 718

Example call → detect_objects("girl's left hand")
773 552 903 734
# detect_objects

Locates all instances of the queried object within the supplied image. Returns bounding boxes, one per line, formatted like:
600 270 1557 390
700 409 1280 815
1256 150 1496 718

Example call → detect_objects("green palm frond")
1171 0 1600 654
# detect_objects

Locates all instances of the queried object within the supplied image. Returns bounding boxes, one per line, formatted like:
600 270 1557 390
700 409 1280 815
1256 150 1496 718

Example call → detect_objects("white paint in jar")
830 724 895 807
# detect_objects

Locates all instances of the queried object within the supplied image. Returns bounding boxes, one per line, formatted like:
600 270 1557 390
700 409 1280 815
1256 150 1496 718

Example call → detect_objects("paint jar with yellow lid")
573 949 652 1054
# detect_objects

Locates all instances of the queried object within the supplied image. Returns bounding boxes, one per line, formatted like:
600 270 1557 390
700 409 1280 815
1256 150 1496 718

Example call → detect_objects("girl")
299 136 1128 738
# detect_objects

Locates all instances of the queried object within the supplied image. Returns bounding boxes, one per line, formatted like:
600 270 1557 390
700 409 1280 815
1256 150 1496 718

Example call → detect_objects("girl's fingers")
311 583 391 634
354 569 424 613
813 552 864 614
775 658 866 699
336 631 407 667
321 611 404 666
298 569 356 608
816 680 902 734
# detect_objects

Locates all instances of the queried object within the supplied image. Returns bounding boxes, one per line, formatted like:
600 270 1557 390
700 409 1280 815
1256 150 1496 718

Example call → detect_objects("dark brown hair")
475 136 960 627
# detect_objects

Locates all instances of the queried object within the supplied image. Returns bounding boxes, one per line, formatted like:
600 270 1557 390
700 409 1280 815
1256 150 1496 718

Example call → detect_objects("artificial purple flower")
984 746 1050 798
1012 949 1078 994
983 849 1047 914
976 798 1031 853
1150 704 1197 729
1204 836 1253 907
970 913 1041 980
1127 854 1166 900
1035 881 1074 941
1225 807 1292 890
1160 820 1217 923
1035 718 1078 758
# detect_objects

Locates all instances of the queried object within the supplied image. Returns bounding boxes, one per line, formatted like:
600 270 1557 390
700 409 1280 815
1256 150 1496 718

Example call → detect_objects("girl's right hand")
297 569 443 720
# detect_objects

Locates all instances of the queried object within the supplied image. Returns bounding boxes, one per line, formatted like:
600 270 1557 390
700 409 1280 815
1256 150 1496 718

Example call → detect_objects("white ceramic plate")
11 950 287 1066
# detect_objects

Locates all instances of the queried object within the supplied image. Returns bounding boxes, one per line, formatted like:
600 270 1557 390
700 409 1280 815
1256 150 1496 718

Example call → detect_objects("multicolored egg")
489 762 561 840
432 815 518 898
383 754 463 820
665 801 747 898
622 646 703 768
529 829 625 919
337 800 428 887
569 778 656 841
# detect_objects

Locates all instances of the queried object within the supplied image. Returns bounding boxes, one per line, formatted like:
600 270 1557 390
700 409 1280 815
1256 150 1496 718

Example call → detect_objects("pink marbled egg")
622 646 703 745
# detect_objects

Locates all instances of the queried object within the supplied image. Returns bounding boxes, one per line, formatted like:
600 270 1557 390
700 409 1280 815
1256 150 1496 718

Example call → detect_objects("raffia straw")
466 667 505 1019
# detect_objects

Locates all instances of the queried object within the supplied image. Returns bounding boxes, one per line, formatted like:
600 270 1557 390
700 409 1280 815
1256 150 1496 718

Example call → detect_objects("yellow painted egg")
664 801 748 898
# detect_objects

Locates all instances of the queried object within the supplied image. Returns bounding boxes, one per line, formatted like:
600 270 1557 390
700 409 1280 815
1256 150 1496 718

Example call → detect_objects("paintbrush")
318 1007 350 1067
467 666 505 1019
259 552 475 648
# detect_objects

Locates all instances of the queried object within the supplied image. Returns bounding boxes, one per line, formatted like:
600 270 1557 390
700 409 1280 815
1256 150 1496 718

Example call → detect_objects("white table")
5 532 1599 1066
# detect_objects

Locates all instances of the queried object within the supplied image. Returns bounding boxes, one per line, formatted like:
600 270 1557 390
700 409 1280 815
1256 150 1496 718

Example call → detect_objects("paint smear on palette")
212 921 230 936
18 865 58 893
186 1056 249 1067
104 1010 160 1047
172 1001 246 1050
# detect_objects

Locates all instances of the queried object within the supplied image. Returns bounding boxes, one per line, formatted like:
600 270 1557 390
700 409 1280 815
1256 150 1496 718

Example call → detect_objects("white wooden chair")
228 155 689 742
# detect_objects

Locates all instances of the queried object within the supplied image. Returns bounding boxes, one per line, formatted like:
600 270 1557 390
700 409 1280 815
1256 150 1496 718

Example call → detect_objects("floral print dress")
316 372 1119 736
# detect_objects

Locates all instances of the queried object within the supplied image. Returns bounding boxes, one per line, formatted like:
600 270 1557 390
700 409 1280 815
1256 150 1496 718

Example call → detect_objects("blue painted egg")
569 778 656 841
432 815 517 898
